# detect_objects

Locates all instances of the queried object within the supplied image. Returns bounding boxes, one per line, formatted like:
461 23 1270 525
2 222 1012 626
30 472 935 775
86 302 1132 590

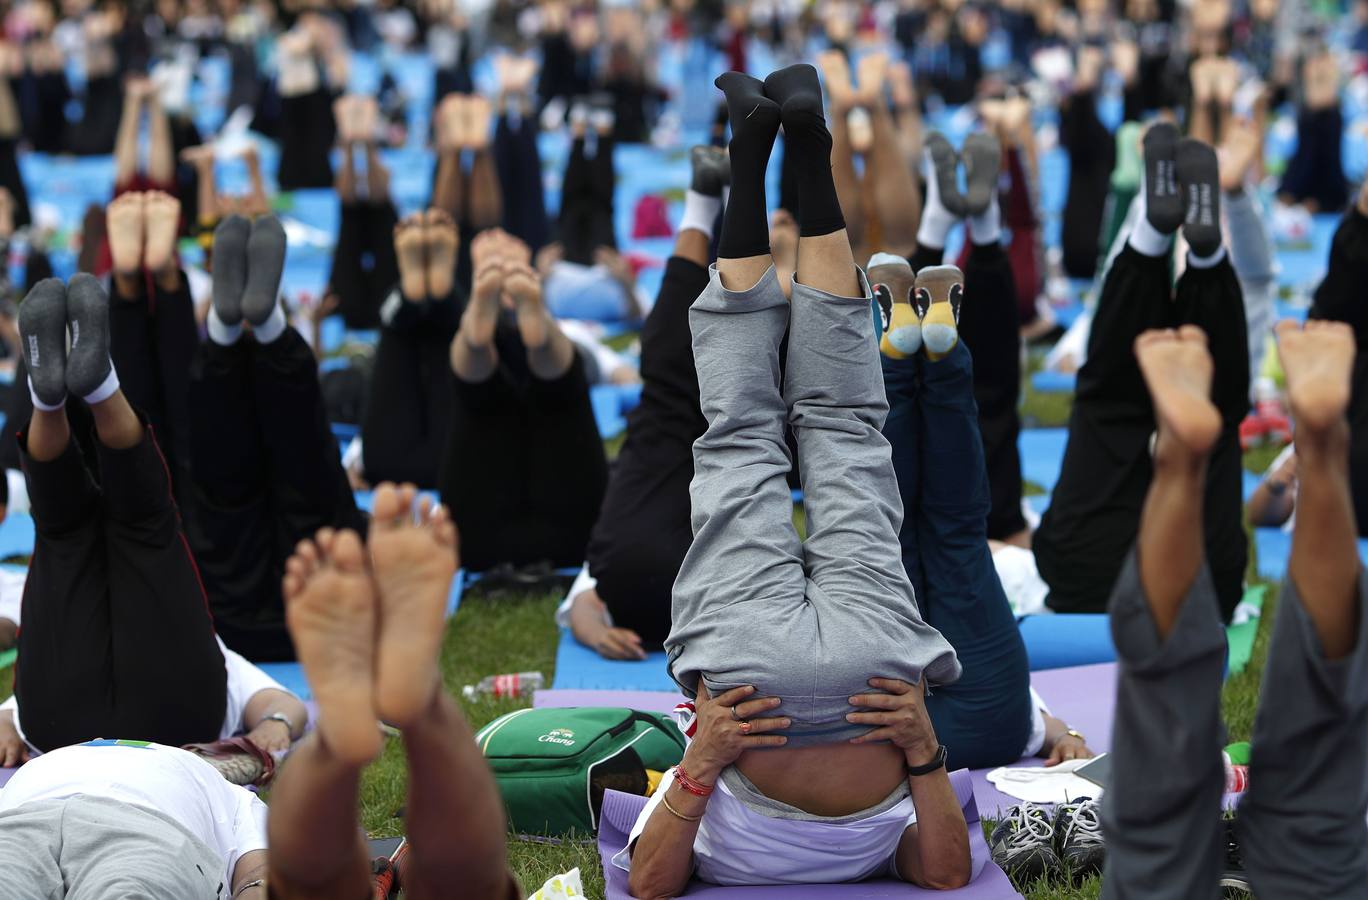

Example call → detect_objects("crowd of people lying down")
0 0 1362 898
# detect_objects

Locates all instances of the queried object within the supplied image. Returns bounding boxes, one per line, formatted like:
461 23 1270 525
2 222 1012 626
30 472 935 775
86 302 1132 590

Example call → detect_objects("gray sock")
19 278 68 410
212 215 251 325
243 215 286 326
65 273 118 404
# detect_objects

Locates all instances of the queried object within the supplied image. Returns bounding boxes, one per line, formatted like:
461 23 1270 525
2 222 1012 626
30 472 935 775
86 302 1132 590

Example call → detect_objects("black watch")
906 744 948 777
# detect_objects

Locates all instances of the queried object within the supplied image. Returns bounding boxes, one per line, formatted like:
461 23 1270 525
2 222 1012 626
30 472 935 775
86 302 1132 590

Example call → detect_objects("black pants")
494 114 550 253
276 86 336 191
439 323 608 572
585 257 710 645
1280 107 1348 213
15 425 227 752
65 73 122 157
1034 247 1249 619
187 329 364 661
328 201 399 330
1310 208 1368 536
558 136 616 266
910 241 1026 540
361 295 458 489
12 70 70 155
1059 90 1115 279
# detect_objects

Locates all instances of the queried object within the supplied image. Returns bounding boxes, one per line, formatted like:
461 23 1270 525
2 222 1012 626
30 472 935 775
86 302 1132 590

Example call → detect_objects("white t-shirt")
0 566 23 627
0 637 290 752
0 741 267 886
612 767 916 886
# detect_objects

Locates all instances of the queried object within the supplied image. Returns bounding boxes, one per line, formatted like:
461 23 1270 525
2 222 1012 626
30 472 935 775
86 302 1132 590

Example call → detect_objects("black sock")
1142 123 1182 234
763 64 845 238
1176 138 1222 258
715 72 780 260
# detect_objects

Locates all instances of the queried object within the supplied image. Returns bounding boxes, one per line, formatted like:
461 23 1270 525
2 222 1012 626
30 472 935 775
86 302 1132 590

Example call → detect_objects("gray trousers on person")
0 795 230 898
667 265 959 747
1102 552 1368 899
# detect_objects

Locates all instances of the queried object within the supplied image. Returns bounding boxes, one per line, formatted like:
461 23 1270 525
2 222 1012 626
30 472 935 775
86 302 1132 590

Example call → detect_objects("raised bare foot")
464 237 504 348
394 213 427 300
354 95 379 144
505 263 550 349
435 94 463 152
1218 115 1260 193
142 191 181 275
1277 320 1355 433
106 192 145 276
464 95 493 149
283 528 382 764
817 50 855 113
855 51 889 108
423 208 459 300
368 483 458 727
1135 326 1222 456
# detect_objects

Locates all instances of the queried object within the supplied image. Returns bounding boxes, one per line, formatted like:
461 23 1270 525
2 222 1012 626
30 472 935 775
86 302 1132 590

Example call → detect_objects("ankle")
1152 429 1209 477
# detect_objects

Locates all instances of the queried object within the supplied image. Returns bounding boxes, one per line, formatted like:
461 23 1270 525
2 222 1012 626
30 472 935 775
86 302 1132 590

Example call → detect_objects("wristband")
233 879 266 898
673 764 715 797
661 793 703 822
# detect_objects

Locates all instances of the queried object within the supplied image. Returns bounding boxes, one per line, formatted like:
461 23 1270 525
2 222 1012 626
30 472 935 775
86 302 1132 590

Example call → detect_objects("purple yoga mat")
535 661 1119 819
597 769 1021 898
0 766 14 788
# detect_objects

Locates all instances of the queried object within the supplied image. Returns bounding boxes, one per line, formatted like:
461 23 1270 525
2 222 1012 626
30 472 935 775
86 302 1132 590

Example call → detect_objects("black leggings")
187 329 364 661
439 324 608 572
1034 246 1249 619
328 201 400 330
910 241 1026 540
494 114 551 252
1280 107 1348 213
585 257 710 645
361 295 458 489
15 425 227 752
11 70 70 155
1059 90 1115 279
276 85 336 191
1309 208 1368 536
558 136 616 266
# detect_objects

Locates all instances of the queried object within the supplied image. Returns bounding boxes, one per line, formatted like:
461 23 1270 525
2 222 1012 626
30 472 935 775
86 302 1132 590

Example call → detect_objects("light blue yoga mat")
550 627 676 692
1254 528 1368 582
0 514 35 561
591 383 645 440
1030 370 1077 395
255 568 466 702
1018 428 1068 494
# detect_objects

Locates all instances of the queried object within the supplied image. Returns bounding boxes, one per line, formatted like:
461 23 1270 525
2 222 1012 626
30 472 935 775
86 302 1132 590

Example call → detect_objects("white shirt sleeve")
223 787 270 883
219 639 290 739
611 767 677 873
1021 686 1050 758
0 566 26 626
555 566 612 630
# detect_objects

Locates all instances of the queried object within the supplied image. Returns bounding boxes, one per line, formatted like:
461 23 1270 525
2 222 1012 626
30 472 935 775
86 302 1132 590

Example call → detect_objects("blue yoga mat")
255 568 466 702
0 514 35 561
1018 614 1115 670
1030 370 1077 394
551 627 676 692
351 489 441 514
591 383 645 440
1254 528 1368 581
1018 429 1068 494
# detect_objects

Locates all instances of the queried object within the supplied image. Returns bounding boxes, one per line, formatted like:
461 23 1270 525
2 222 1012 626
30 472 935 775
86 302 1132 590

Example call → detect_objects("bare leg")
450 230 502 382
146 93 174 186
863 59 919 257
465 97 503 231
182 145 218 228
363 142 389 202
423 208 459 300
88 388 144 451
817 51 864 254
26 407 70 463
431 96 464 219
333 96 357 204
1278 320 1360 659
506 263 573 380
113 78 146 187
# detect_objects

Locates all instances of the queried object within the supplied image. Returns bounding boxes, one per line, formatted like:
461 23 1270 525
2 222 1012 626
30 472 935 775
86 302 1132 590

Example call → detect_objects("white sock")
29 379 63 412
1187 246 1228 269
251 303 288 345
208 307 243 346
81 367 120 406
679 190 722 240
1128 168 1173 257
917 149 959 251
968 195 1001 246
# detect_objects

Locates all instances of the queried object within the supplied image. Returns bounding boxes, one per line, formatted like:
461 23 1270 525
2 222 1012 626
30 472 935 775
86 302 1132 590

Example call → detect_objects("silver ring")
731 704 741 721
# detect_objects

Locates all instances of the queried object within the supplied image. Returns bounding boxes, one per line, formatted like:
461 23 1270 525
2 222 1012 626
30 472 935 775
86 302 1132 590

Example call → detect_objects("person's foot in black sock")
20 278 67 409
64 273 116 403
1142 123 1182 234
961 132 1001 217
243 215 287 326
715 72 780 259
924 132 966 220
1176 138 1222 258
763 64 845 237
690 145 730 197
212 215 250 325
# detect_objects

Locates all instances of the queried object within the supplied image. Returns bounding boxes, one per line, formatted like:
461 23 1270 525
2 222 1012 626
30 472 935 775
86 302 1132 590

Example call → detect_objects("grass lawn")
0 377 1283 900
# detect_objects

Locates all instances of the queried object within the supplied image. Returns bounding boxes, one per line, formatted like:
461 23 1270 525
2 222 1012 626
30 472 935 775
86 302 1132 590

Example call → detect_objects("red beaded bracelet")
673 764 715 797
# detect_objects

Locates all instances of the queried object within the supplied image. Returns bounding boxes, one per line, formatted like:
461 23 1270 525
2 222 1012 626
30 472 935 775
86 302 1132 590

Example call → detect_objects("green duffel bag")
475 707 687 836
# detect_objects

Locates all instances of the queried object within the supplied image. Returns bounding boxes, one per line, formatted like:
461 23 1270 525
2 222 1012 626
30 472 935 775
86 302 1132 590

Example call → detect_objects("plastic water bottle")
462 672 545 701
1223 751 1250 793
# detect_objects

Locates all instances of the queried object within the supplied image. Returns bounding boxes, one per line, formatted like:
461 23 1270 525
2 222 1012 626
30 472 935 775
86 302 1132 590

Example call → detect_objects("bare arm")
231 849 268 900
1247 453 1297 527
0 706 28 767
242 689 309 753
0 616 14 651
1037 712 1094 767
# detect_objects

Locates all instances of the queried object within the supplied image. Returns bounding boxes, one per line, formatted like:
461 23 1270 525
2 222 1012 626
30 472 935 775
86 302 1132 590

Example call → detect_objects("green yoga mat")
1226 584 1267 677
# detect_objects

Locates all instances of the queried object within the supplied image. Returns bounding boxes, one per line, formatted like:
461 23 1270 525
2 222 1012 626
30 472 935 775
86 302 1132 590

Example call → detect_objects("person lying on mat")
0 740 271 898
1102 320 1368 898
267 484 521 900
0 275 306 770
621 66 970 896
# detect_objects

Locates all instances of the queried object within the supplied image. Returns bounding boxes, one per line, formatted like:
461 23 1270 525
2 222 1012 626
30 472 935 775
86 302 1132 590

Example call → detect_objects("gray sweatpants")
667 265 959 746
1102 552 1368 899
0 795 229 898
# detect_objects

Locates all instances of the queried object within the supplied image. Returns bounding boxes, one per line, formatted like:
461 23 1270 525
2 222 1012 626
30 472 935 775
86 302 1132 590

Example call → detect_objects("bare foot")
435 94 462 152
1277 320 1355 433
1135 326 1222 457
283 528 382 765
464 239 504 349
106 192 145 276
888 61 917 112
394 214 427 300
354 95 379 145
817 50 855 114
423 208 459 300
1219 116 1260 192
369 483 458 727
1303 53 1339 111
142 191 181 275
505 263 550 348
855 51 889 109
464 95 493 150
